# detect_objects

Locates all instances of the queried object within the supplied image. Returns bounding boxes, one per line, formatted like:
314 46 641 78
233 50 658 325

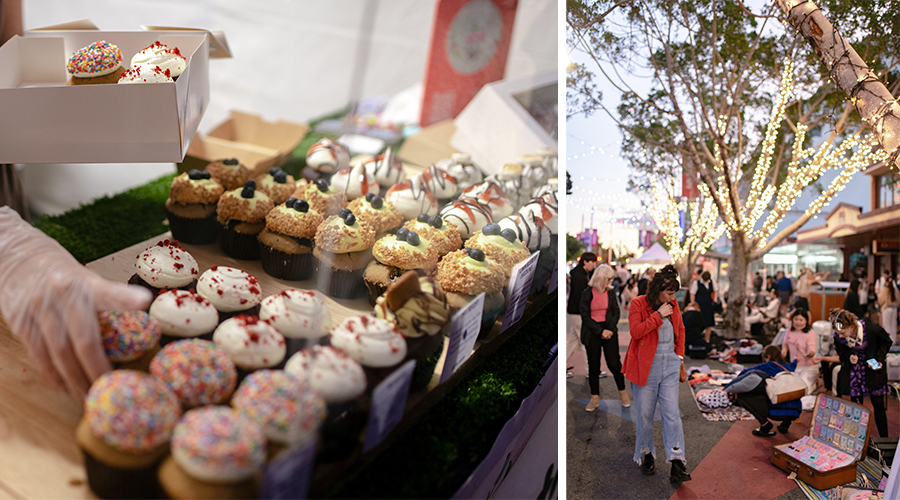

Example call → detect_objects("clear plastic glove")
0 207 152 398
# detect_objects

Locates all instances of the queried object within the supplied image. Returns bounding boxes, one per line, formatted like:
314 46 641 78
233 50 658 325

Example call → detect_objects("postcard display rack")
771 394 872 490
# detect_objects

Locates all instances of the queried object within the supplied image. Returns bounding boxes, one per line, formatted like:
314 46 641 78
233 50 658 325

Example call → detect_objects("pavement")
565 307 900 500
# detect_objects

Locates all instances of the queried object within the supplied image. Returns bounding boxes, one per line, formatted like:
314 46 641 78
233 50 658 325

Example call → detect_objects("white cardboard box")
0 30 210 163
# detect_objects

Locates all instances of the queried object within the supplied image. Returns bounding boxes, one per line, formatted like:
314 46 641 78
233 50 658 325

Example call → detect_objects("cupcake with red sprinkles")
127 239 199 298
67 40 123 85
148 289 219 346
196 266 263 322
130 41 186 80
76 370 181 499
98 310 162 372
149 339 238 409
212 315 286 380
158 406 265 500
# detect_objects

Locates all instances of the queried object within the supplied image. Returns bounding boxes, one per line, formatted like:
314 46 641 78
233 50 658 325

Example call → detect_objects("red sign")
873 240 900 254
420 0 518 127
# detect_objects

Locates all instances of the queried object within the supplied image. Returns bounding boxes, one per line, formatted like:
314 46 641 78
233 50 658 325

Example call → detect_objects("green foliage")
566 233 585 262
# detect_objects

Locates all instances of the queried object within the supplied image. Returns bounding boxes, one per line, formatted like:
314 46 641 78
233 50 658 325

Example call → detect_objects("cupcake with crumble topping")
166 169 224 244
128 239 199 297
98 311 162 372
363 228 439 305
259 289 331 357
435 248 507 338
331 162 380 201
254 167 297 206
205 158 253 191
464 223 531 277
401 214 462 257
258 197 323 280
313 210 376 299
347 192 404 237
299 178 347 216
149 289 219 346
196 266 263 321
216 180 274 260
150 339 238 409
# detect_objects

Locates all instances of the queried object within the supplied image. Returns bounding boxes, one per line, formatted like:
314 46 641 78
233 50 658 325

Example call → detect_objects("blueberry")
273 171 287 183
285 197 298 207
397 228 410 240
465 247 485 262
365 192 376 202
344 213 356 226
241 187 255 198
316 179 329 192
428 215 443 228
223 158 239 166
200 170 211 179
293 199 310 213
417 213 430 223
269 167 281 175
338 208 352 219
244 179 256 190
483 223 502 236
406 231 420 246
500 228 518 243
370 195 383 209
188 169 202 180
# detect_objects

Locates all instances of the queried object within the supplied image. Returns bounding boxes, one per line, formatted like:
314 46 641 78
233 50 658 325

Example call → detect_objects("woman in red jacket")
623 265 691 483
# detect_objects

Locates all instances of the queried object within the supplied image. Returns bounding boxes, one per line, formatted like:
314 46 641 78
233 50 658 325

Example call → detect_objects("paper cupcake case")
218 223 262 260
258 243 315 281
166 210 219 245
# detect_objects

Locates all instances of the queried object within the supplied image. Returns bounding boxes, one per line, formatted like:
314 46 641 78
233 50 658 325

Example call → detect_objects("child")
781 308 819 394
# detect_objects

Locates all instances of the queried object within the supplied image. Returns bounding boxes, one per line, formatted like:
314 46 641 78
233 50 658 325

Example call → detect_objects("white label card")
258 437 318 499
440 292 486 384
363 359 416 453
500 251 540 333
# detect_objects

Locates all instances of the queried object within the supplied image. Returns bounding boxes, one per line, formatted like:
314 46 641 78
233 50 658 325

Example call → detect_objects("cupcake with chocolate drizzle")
299 178 347 216
216 180 274 260
384 176 439 220
330 162 379 201
205 158 253 191
402 214 463 257
257 197 323 280
363 227 439 305
362 147 406 196
417 164 459 208
459 179 513 219
312 209 376 299
347 192 404 238
304 137 350 181
166 169 224 244
439 198 494 240
435 152 483 191
487 163 533 211
254 166 297 205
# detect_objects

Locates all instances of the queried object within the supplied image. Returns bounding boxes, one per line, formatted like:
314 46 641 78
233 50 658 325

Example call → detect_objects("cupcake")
216 180 275 260
364 229 439 305
117 64 175 83
206 158 253 191
299 178 347 216
384 176 439 220
259 289 332 357
255 167 297 205
435 152 483 191
165 169 224 244
258 197 323 280
196 266 263 321
212 315 286 377
347 193 404 237
158 407 265 500
150 339 238 408
131 41 185 78
518 154 549 190
232 370 326 459
329 315 407 389
148 289 219 346
417 164 459 207
519 192 559 236
435 248 507 337
312 211 376 299
518 193 559 294
532 177 559 199
459 180 513 219
464 223 531 277
304 138 350 180
284 345 367 461
488 163 533 210
98 311 161 372
439 199 494 240
401 214 463 257
362 147 406 195
331 162 380 201
374 272 450 391
497 211 552 255
536 147 559 179
127 239 199 296
66 41 123 85
77 370 180 499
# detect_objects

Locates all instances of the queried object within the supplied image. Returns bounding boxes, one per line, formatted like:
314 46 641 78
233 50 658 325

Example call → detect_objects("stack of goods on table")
79 140 559 499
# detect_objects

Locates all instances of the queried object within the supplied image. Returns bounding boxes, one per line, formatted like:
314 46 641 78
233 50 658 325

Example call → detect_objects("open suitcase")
770 394 872 490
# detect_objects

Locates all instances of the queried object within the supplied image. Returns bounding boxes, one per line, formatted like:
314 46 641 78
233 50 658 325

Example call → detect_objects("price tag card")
363 359 416 453
439 293 485 384
500 251 540 333
259 437 318 500
548 258 558 294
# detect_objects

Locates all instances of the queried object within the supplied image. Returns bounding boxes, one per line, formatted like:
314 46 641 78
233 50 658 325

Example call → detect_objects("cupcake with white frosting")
439 199 494 240
532 177 559 199
128 239 199 297
459 180 513 219
435 153 483 191
362 147 406 195
305 138 350 178
385 176 439 220
130 41 186 79
329 315 407 389
417 164 459 208
487 163 532 211
259 289 332 357
196 266 263 321
517 154 549 190
330 162 380 201
149 289 219 345
497 211 552 254
212 315 286 377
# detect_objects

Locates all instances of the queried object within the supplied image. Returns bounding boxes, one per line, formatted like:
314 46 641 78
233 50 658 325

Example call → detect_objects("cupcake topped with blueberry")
439 199 494 240
205 158 253 191
254 167 297 205
435 248 505 297
150 339 238 408
401 214 462 257
372 228 439 273
347 192 404 236
312 209 377 299
129 239 199 295
306 138 350 175
497 211 552 253
300 178 347 216
314 210 376 255
331 162 379 201
362 147 406 191
168 169 224 207
464 223 531 276
257 197 323 280
216 180 275 260
385 176 439 220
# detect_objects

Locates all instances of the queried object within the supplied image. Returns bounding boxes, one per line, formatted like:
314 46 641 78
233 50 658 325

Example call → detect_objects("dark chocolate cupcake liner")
160 332 213 348
218 224 261 260
259 243 315 281
317 397 369 462
82 450 162 500
314 259 366 299
127 275 199 309
166 210 218 245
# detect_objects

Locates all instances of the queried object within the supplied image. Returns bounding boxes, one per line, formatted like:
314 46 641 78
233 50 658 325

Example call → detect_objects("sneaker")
619 390 631 408
669 459 692 483
640 453 655 475
752 423 775 437
585 395 600 412
599 371 609 378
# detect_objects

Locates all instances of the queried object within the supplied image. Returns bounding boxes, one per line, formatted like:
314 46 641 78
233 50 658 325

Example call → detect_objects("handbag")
764 362 808 404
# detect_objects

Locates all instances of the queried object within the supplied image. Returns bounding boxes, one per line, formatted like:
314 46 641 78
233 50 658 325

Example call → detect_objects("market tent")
630 242 673 265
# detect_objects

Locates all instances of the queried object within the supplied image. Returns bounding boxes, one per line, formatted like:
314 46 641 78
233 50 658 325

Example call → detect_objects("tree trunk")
723 232 750 337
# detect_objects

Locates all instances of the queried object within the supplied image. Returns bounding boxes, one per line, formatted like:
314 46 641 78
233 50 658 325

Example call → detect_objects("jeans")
631 351 685 465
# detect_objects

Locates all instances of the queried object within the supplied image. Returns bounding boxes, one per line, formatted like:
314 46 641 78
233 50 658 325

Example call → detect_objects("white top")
212 317 285 370
259 289 332 340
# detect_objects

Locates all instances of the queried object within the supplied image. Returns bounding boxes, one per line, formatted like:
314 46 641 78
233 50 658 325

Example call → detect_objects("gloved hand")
0 206 152 398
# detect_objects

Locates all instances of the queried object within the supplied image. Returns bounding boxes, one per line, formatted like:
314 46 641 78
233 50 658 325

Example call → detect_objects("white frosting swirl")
519 198 558 234
439 200 494 239
331 163 380 200
130 42 186 77
436 153 483 190
385 177 438 219
498 212 551 252
196 267 262 313
259 289 332 340
135 241 199 288
419 165 459 199
363 147 406 186
460 181 513 219
306 138 350 174
285 345 367 403
329 315 406 368
212 316 286 370
149 289 219 338
532 178 558 199
117 65 175 84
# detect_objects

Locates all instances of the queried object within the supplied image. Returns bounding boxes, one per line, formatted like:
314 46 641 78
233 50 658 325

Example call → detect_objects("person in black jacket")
682 301 710 356
843 279 866 320
567 253 597 377
580 264 629 410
